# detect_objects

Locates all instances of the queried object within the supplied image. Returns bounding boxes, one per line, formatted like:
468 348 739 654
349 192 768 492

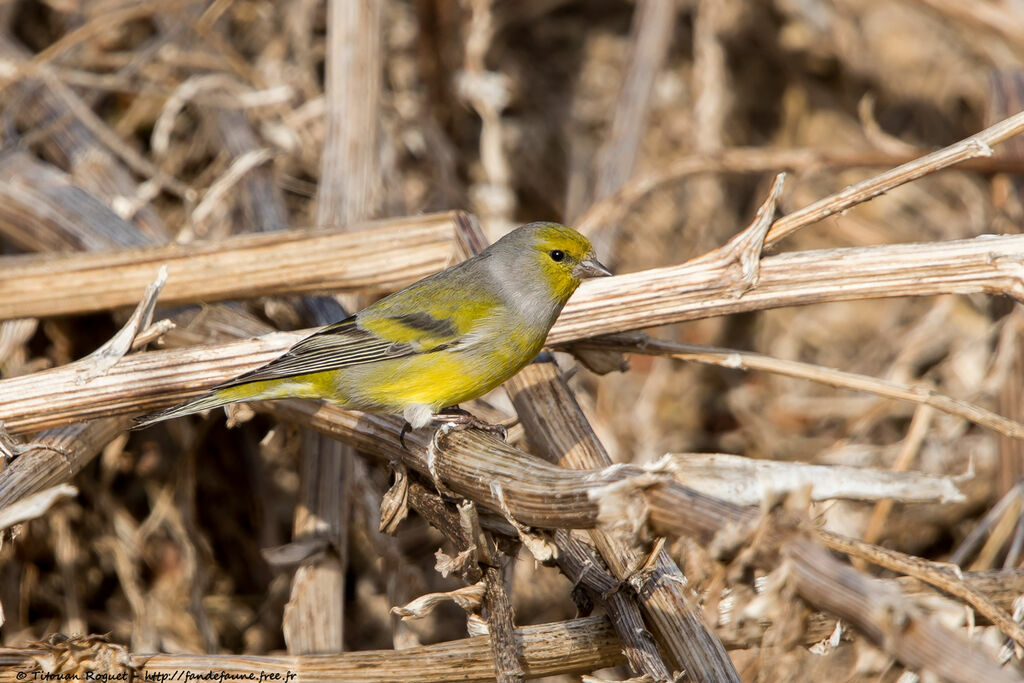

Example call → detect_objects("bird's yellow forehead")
533 223 594 258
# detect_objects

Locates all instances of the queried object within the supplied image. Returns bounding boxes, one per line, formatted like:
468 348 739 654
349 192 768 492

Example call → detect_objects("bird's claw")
399 421 413 449
430 411 508 442
399 408 507 450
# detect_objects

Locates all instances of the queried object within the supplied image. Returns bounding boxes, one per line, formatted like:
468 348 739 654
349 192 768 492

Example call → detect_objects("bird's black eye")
549 249 565 262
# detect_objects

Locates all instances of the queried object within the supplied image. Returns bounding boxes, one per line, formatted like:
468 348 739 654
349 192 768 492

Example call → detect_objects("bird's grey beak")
573 258 612 279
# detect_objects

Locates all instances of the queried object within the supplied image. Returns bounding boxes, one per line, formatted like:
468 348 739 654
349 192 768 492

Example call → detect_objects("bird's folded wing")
214 316 413 387
214 310 467 389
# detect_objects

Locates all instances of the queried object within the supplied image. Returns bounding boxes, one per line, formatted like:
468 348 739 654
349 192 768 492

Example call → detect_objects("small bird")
135 222 611 433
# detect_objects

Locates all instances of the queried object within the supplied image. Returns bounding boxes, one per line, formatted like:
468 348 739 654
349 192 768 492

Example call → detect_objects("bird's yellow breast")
333 325 546 412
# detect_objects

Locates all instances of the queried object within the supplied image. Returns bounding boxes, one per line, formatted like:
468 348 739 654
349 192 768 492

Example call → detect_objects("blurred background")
2 0 1024 679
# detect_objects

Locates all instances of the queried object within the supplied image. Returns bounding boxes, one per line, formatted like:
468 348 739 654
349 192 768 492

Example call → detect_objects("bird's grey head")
482 222 611 321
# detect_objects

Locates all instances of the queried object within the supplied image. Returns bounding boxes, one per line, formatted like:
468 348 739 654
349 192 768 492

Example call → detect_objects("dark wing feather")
215 316 419 389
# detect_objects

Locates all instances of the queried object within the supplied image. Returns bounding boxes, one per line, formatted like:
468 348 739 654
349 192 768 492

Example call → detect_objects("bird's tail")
133 383 265 430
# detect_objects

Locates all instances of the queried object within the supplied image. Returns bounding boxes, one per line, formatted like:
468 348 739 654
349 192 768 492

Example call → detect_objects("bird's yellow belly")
337 334 545 412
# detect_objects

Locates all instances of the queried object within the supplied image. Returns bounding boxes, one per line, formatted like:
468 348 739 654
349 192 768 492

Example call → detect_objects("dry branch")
6 215 1024 334
248 400 1014 682
549 527 672 680
653 452 963 505
764 111 1024 246
0 151 153 252
0 419 130 510
820 529 1024 650
317 0 382 227
551 232 1024 344
575 110 1024 246
5 229 1024 434
577 332 1024 440
778 535 1015 683
594 0 675 203
285 0 384 655
508 360 737 681
0 484 77 531
575 145 1024 242
0 213 458 320
583 0 675 246
0 616 624 683
3 566 1024 683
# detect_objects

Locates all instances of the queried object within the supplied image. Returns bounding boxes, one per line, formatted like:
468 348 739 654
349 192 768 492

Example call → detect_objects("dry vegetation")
4 0 1024 681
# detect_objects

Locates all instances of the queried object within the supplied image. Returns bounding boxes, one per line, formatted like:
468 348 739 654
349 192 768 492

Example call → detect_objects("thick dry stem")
0 213 457 320
0 419 130 510
253 400 1013 682
0 616 624 682
6 231 1024 434
508 361 738 681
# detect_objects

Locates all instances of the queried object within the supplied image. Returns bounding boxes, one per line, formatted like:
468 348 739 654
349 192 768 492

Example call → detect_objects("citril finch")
136 222 611 432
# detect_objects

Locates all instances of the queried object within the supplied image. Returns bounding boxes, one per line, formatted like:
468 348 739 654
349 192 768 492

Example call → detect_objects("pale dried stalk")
482 566 524 683
252 400 736 538
285 0 384 656
575 146 1024 238
259 400 1015 683
317 0 382 227
820 529 1024 651
5 231 1024 433
508 362 737 682
548 528 671 680
7 218 1024 334
0 484 77 531
577 332 1024 440
1 568 1022 682
459 0 514 238
0 151 153 252
282 450 347 654
687 0 729 231
0 331 296 433
585 0 675 252
575 110 1024 244
550 232 1024 344
895 568 1024 611
0 213 457 320
952 484 1024 567
658 452 962 505
778 535 1015 683
764 111 1024 245
0 616 624 682
0 319 37 366
594 0 675 202
0 419 130 509
861 404 936 550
